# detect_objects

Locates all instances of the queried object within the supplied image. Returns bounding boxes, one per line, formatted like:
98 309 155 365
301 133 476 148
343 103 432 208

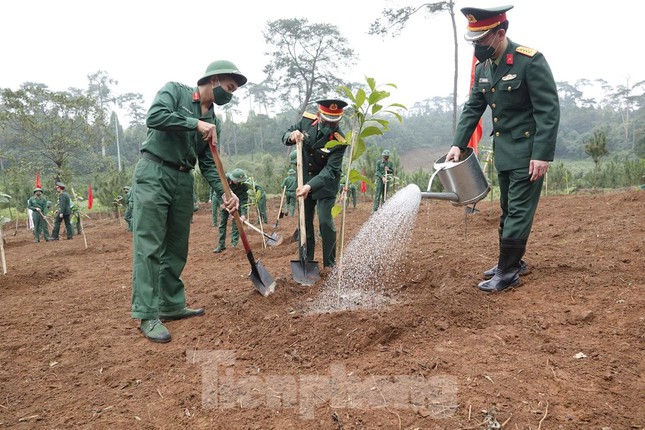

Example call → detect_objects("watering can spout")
420 191 460 202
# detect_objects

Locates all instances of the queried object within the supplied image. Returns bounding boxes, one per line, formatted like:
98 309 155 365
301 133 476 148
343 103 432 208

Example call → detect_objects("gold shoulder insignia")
333 132 346 143
303 111 317 120
516 46 538 57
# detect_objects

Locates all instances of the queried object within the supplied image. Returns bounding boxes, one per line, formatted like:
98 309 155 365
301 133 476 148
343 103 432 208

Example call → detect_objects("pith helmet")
289 150 297 164
55 182 66 189
197 60 248 87
382 149 391 157
288 168 295 175
229 168 247 183
33 187 43 194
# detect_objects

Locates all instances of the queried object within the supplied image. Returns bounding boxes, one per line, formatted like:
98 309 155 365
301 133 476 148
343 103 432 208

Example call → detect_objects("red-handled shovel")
207 136 276 297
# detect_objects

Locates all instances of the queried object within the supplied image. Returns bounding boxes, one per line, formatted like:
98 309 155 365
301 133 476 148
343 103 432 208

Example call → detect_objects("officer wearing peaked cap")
282 98 348 268
446 5 559 293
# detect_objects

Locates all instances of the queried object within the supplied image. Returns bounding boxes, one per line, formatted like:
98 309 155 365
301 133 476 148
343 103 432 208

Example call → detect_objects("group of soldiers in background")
27 181 83 242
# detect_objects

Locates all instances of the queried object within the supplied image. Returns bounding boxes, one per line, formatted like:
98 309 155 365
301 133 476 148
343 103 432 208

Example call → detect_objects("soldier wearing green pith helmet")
281 168 297 216
372 150 394 212
213 168 248 253
131 60 245 343
446 5 559 293
27 188 50 242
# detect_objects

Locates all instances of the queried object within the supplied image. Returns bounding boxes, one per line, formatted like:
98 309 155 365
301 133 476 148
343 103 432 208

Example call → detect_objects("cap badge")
466 14 477 23
329 103 338 110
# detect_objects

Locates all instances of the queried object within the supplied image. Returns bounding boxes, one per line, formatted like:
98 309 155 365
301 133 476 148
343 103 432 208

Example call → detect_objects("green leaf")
372 104 382 115
331 204 343 219
0 193 12 209
325 139 349 149
355 89 366 110
366 77 376 91
359 126 383 139
352 137 366 161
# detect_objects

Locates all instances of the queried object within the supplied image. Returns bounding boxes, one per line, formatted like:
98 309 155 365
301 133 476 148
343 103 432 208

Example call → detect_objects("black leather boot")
478 238 526 292
482 228 530 278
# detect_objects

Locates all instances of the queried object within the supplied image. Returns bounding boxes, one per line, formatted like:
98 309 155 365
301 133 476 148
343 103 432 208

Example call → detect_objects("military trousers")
497 167 544 240
217 208 243 247
303 195 336 267
286 192 296 216
52 213 73 239
31 212 50 241
131 158 193 320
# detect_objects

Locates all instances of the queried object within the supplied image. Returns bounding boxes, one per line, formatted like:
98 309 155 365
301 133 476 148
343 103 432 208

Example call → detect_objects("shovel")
243 219 283 247
290 140 320 285
274 186 286 228
207 135 276 297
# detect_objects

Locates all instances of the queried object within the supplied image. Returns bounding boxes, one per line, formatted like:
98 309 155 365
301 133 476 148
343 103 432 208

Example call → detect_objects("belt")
141 151 192 172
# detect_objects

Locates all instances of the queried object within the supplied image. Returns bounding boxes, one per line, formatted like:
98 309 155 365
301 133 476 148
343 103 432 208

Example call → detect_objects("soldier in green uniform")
281 168 297 216
246 179 268 224
339 173 357 209
282 99 348 268
51 182 73 240
372 150 394 212
123 186 134 232
213 168 248 253
131 60 245 343
71 202 82 235
27 187 50 242
210 187 222 227
446 5 559 292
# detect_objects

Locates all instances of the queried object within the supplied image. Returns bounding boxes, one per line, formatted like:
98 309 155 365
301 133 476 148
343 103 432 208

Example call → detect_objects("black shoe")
213 245 225 253
483 260 529 279
478 270 520 292
50 237 59 241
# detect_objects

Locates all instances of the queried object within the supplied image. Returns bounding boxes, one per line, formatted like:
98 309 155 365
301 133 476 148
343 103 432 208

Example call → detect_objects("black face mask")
474 44 496 62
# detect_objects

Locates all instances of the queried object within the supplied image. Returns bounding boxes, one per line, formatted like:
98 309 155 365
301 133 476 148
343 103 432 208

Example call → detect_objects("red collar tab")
506 54 514 65
192 91 200 101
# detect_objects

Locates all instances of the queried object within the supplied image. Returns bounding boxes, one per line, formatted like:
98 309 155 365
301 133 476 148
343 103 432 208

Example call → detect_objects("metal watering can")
420 147 490 205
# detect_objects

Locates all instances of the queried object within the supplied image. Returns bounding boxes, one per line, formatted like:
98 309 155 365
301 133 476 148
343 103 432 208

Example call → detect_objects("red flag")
467 55 483 155
360 168 367 193
35 172 42 189
87 184 94 210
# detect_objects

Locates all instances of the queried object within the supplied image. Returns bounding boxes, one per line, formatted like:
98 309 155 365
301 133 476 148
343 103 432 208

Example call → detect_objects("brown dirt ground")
0 188 643 430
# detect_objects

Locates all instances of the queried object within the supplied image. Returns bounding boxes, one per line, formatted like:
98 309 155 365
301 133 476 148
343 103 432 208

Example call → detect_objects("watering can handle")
426 166 446 192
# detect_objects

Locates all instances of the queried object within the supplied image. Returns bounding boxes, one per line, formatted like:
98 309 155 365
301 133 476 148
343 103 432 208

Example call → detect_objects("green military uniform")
282 99 348 268
281 169 297 216
51 183 73 240
131 82 227 320
339 175 357 209
27 188 50 242
210 187 222 227
123 186 134 232
247 181 268 224
452 6 559 292
214 169 248 252
71 202 82 235
372 151 394 212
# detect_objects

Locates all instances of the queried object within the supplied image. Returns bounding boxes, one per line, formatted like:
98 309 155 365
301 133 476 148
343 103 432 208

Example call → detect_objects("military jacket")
281 175 297 192
28 195 49 215
57 191 72 215
142 82 225 196
375 159 394 179
282 112 347 200
227 176 248 216
452 39 560 171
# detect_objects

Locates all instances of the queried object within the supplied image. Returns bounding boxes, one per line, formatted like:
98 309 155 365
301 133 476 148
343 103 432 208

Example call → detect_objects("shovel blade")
266 233 284 247
290 259 320 286
249 260 276 296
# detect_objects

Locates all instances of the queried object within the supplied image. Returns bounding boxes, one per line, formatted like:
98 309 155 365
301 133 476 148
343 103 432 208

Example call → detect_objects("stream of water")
310 184 422 313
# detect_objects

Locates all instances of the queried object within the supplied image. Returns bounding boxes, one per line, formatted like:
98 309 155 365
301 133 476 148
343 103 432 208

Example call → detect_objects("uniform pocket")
511 127 535 159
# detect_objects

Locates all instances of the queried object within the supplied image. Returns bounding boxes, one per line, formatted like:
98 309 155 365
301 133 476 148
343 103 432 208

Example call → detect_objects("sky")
2 0 644 127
